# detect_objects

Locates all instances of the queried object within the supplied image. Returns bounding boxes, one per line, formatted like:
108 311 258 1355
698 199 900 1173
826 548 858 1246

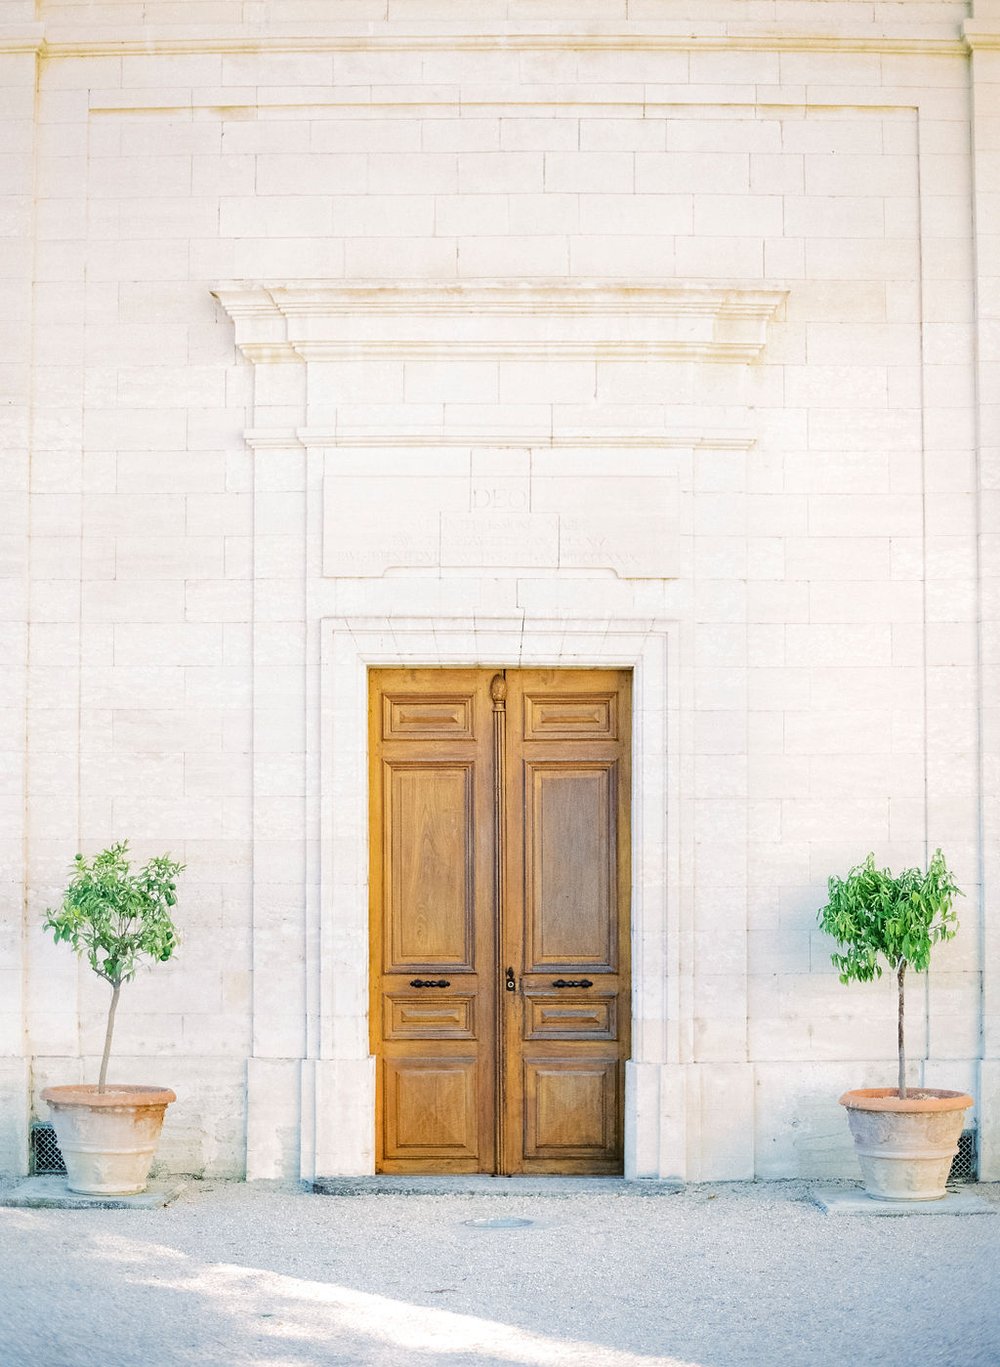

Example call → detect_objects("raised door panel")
383 694 475 740
525 761 617 971
523 990 617 1041
383 1058 480 1161
523 1060 618 1161
384 761 475 973
384 993 477 1041
522 691 618 741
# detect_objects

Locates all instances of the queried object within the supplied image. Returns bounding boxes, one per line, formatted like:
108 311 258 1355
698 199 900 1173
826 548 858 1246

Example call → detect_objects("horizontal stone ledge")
312 1174 683 1197
29 29 972 59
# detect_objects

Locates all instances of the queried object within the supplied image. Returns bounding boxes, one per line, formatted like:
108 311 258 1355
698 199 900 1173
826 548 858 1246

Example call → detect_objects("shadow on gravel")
2 1183 1000 1367
55 1233 689 1367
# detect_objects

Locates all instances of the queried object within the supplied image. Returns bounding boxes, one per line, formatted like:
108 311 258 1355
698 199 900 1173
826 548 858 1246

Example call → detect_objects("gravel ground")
0 1178 997 1367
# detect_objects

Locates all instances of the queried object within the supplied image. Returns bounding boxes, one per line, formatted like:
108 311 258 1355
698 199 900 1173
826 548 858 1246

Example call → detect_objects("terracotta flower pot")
839 1088 973 1201
41 1084 176 1195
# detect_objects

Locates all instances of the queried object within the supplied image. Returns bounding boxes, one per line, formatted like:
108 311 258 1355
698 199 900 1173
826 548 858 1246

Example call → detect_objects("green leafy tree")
817 849 961 1099
44 842 183 1092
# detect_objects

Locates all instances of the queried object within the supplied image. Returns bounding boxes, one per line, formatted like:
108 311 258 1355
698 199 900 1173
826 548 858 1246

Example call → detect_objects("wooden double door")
369 668 631 1174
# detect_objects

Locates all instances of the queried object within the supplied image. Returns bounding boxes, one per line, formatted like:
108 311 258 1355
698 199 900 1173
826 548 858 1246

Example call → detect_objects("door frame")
305 613 690 1181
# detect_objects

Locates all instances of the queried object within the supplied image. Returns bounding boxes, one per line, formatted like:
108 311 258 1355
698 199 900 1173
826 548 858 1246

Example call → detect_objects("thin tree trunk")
98 982 121 1093
897 962 907 1100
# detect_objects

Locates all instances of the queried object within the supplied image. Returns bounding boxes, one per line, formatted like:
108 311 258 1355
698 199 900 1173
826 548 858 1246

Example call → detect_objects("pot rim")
41 1084 176 1108
839 1087 973 1114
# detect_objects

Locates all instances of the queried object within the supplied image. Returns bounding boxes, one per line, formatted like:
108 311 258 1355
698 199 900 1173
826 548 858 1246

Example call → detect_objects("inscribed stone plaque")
440 513 559 569
559 514 678 579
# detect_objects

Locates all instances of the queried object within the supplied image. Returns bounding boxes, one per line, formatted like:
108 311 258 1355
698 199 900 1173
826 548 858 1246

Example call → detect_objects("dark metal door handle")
505 967 516 993
409 979 451 988
552 979 594 989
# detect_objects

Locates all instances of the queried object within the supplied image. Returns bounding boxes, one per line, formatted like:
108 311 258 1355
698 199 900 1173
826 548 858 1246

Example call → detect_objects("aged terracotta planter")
41 1084 176 1196
839 1088 972 1201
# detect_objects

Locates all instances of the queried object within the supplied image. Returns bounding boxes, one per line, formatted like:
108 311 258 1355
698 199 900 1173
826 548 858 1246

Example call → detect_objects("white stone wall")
0 0 996 1181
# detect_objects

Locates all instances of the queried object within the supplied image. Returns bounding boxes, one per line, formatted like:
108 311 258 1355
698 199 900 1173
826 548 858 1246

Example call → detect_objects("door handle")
505 967 516 993
409 979 451 988
552 979 594 989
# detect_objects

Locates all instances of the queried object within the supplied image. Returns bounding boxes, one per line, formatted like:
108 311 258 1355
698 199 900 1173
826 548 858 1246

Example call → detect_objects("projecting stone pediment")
216 280 783 581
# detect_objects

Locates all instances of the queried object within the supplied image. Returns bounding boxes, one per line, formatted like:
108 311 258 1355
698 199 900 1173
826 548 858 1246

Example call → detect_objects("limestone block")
458 152 543 194
147 1056 246 1179
0 1058 28 1177
255 153 367 197
507 194 576 235
754 1062 866 1180
435 194 509 236
247 1057 301 1181
370 153 456 195
625 1060 673 1181
334 193 436 237
979 1060 1000 1181
579 193 691 236
306 1057 376 1179
346 237 458 281
636 152 749 195
545 151 634 194
457 236 568 278
506 118 580 152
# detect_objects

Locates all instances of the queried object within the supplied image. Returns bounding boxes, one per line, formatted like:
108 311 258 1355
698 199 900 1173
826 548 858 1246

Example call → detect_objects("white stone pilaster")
967 6 1000 1178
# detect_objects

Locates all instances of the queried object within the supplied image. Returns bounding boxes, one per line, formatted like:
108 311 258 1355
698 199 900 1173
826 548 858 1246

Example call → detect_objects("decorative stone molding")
217 279 776 583
214 282 786 367
0 27 43 53
964 21 1000 48
23 30 971 59
245 429 755 451
297 431 756 450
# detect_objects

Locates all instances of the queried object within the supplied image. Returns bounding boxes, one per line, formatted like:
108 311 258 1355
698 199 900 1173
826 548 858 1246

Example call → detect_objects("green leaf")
42 841 184 1072
816 848 962 984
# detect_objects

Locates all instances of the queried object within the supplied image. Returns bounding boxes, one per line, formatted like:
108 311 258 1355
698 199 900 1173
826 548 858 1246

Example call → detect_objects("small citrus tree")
44 842 183 1092
817 849 961 1099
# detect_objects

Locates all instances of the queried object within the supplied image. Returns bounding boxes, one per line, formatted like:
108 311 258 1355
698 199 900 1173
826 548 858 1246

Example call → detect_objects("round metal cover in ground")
463 1216 535 1229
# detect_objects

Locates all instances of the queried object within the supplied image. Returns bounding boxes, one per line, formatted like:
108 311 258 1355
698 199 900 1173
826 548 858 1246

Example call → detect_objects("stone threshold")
812 1186 996 1216
311 1175 683 1197
0 1176 185 1210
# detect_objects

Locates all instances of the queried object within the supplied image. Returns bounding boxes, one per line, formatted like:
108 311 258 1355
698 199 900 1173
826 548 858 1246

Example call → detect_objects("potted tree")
817 848 972 1201
40 842 183 1196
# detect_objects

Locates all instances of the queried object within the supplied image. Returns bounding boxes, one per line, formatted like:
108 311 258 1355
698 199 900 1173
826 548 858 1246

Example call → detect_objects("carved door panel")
369 668 630 1174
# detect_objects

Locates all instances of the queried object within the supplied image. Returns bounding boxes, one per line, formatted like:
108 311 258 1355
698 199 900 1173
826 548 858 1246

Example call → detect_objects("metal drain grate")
30 1122 66 1175
464 1217 535 1229
948 1130 977 1184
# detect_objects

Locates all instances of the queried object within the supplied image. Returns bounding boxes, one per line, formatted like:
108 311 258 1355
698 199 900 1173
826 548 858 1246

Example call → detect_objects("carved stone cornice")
295 430 755 450
213 281 786 368
24 29 971 58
